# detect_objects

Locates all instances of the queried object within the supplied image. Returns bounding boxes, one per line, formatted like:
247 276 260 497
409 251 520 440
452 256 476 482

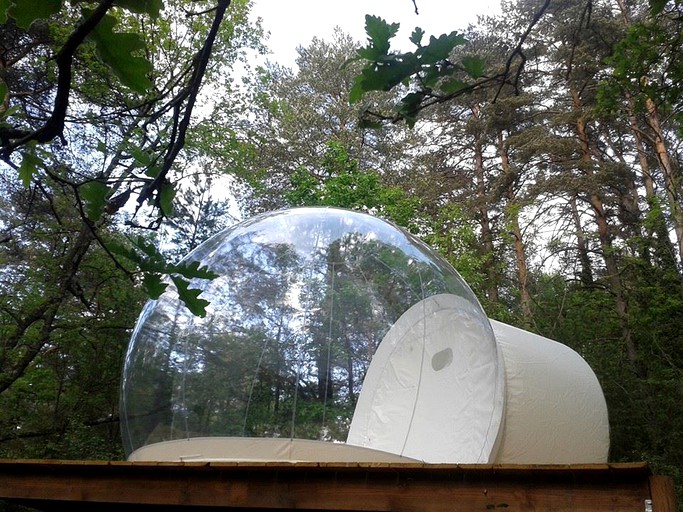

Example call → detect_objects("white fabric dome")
346 296 609 464
347 294 505 463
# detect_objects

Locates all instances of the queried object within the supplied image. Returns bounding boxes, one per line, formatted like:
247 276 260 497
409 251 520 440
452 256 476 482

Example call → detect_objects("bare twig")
495 0 552 101
136 0 233 210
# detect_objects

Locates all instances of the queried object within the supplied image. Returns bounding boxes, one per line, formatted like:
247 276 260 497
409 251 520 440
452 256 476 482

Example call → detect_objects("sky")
249 0 502 66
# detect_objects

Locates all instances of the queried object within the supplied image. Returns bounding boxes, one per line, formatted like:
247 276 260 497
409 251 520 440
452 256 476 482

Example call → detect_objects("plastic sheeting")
128 293 610 464
490 319 610 464
347 294 505 463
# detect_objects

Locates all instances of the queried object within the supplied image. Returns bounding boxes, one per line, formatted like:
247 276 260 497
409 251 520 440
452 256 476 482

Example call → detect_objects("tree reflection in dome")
120 207 494 460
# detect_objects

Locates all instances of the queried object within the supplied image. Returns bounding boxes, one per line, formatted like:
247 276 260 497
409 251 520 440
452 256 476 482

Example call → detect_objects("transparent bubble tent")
120 207 610 464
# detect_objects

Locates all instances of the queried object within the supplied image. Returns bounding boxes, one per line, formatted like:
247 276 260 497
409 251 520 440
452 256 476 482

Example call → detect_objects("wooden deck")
0 459 676 512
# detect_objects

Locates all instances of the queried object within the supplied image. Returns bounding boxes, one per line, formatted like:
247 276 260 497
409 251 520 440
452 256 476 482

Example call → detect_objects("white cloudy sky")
249 0 502 66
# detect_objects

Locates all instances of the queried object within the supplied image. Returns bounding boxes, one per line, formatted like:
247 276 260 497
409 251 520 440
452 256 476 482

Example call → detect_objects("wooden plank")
650 475 677 512
0 460 666 512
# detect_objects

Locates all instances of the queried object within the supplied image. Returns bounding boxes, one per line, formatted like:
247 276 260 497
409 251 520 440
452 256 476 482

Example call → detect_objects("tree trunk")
644 94 683 263
615 0 683 265
570 88 641 375
625 92 656 199
497 131 532 325
472 104 499 306
569 193 594 286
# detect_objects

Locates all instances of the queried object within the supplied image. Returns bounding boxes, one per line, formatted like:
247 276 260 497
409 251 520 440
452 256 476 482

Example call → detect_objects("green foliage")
648 0 681 15
17 149 40 187
1 0 161 28
283 141 420 230
85 11 154 93
158 180 176 217
0 0 260 316
1 6 683 509
422 203 490 306
347 15 482 126
115 0 163 17
2 1 156 94
286 167 321 207
0 204 146 460
1 0 61 28
597 10 683 132
107 236 218 317
80 179 111 222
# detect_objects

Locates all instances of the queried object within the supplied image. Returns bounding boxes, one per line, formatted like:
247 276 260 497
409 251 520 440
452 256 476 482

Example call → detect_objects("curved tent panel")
347 294 505 463
490 319 610 464
120 207 610 464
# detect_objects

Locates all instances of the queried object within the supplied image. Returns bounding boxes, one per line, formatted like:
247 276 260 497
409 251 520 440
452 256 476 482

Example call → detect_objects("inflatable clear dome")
120 207 505 462
120 206 609 464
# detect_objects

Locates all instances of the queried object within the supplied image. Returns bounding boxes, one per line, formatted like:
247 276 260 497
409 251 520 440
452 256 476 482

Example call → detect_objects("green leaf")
114 0 162 17
363 15 400 57
158 180 176 217
134 235 166 269
0 0 10 24
349 79 366 103
418 32 466 64
145 164 162 178
172 260 219 280
358 117 383 129
6 0 61 29
441 78 467 94
143 273 167 299
422 63 452 88
356 58 416 94
171 275 210 317
129 146 153 166
0 82 7 115
461 56 486 79
80 180 111 222
86 11 153 93
18 150 41 187
399 91 425 110
0 104 21 119
108 236 218 315
106 240 139 263
109 236 165 272
409 27 425 46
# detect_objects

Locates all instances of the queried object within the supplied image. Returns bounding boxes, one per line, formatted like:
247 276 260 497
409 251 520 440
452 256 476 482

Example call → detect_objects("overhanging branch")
1 0 116 158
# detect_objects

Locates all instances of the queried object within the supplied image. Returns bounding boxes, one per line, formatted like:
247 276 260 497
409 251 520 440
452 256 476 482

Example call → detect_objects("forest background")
0 0 682 508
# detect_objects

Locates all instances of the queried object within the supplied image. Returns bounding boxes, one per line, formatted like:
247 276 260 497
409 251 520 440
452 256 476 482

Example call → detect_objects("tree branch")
137 0 233 210
1 0 115 158
495 0 552 101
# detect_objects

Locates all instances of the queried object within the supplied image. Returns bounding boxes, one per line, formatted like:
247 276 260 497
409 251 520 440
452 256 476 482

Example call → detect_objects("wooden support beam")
0 460 676 512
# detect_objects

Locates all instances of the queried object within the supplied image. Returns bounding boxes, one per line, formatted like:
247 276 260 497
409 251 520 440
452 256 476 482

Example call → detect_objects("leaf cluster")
0 0 248 315
108 235 218 316
346 15 486 126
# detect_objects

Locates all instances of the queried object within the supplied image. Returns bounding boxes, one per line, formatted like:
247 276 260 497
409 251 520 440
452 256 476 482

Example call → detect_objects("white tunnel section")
490 319 610 464
347 294 610 464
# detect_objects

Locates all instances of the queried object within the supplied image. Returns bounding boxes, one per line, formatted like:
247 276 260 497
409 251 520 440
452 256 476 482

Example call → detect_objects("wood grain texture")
0 460 674 512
